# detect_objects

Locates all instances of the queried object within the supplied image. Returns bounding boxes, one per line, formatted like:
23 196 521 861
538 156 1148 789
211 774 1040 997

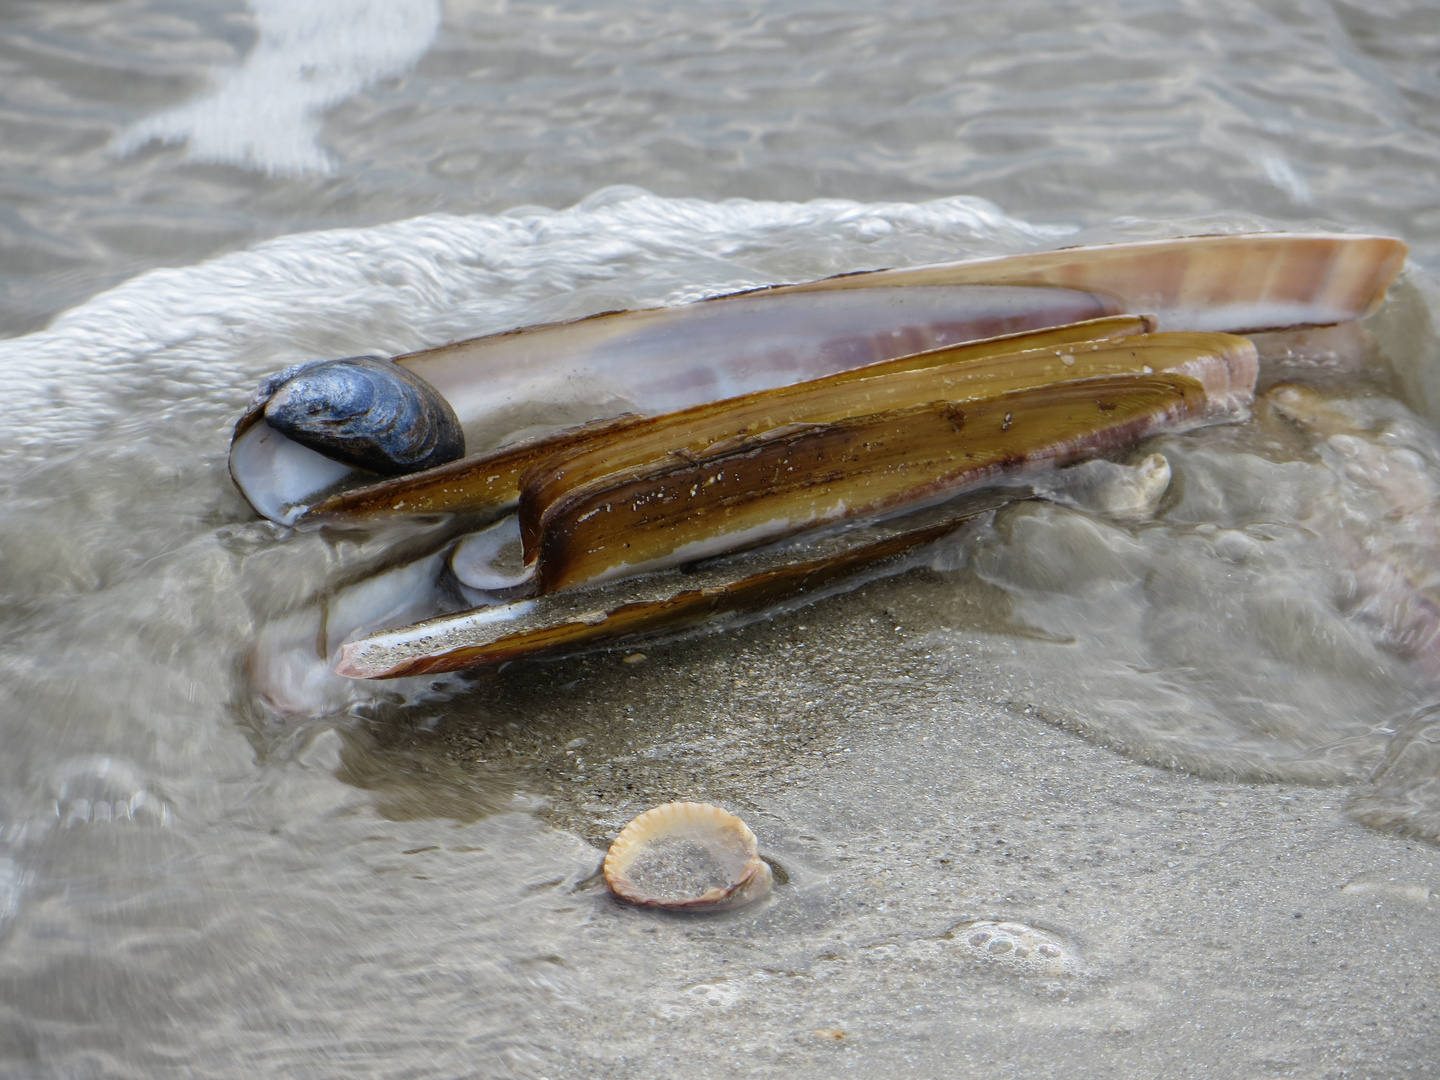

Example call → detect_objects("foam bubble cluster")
953 920 1073 970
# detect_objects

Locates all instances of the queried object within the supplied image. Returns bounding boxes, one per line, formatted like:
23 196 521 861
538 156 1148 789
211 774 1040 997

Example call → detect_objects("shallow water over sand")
2 1 1440 1076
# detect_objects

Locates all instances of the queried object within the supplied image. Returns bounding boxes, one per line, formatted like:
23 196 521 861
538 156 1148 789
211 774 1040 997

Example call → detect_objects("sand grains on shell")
603 802 773 911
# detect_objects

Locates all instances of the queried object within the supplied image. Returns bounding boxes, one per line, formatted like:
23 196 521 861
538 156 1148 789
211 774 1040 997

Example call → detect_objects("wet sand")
2 1 1439 1074
331 569 1440 1076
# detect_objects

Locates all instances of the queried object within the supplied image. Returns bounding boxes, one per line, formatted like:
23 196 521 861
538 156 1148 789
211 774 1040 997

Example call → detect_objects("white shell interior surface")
229 419 356 525
603 802 772 910
449 515 535 592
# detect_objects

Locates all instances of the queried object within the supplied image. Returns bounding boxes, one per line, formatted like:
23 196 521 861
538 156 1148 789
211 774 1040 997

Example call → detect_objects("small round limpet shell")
603 802 773 911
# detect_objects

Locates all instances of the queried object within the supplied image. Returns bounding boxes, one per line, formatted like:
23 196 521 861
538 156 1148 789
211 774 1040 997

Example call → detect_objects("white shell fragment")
603 802 773 911
229 419 356 526
449 514 535 596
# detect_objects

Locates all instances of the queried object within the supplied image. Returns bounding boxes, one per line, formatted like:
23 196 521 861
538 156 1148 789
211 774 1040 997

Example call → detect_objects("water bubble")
48 756 171 827
1214 530 1261 564
655 979 746 1018
954 920 1073 972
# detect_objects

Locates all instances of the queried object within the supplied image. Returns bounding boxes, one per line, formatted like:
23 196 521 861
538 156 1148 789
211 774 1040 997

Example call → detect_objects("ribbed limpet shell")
603 802 773 911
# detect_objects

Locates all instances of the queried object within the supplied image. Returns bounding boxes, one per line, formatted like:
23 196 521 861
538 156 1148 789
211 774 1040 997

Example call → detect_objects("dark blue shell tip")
258 356 464 476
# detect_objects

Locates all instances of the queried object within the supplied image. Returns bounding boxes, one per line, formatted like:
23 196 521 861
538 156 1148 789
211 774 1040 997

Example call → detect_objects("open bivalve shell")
230 233 1408 527
333 332 1256 678
231 233 1408 694
603 802 773 911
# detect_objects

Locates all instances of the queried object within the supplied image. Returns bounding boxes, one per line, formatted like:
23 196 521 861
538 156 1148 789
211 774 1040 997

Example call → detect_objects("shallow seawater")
3 1 1440 1077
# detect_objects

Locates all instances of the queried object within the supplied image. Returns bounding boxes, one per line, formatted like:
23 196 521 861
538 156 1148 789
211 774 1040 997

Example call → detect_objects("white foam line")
0 189 1063 469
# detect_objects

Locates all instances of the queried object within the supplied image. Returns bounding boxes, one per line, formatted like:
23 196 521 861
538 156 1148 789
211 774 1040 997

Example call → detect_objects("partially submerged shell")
531 332 1256 592
603 802 772 910
537 377 1204 592
233 287 1119 525
227 232 1408 686
336 489 1022 679
323 314 1153 526
231 355 465 524
228 233 1406 527
334 331 1257 676
514 315 1153 538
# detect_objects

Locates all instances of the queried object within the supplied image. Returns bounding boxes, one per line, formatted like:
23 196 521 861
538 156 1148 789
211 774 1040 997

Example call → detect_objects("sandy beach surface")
1 1 1438 1076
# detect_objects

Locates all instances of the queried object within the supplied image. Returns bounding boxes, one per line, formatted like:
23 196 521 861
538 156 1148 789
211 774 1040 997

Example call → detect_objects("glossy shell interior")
764 232 1405 332
335 489 1025 679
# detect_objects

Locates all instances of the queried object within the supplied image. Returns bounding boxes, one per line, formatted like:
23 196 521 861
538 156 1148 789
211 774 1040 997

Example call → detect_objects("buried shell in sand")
603 802 773 911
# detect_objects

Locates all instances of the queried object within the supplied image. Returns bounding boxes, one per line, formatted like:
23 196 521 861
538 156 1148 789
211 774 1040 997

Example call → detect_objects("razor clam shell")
231 234 1402 526
233 287 1116 525
396 233 1401 450
335 488 1027 679
519 327 1250 557
768 232 1407 332
313 314 1153 527
603 802 771 911
534 328 1258 592
398 284 1122 448
328 334 1252 677
536 375 1209 592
